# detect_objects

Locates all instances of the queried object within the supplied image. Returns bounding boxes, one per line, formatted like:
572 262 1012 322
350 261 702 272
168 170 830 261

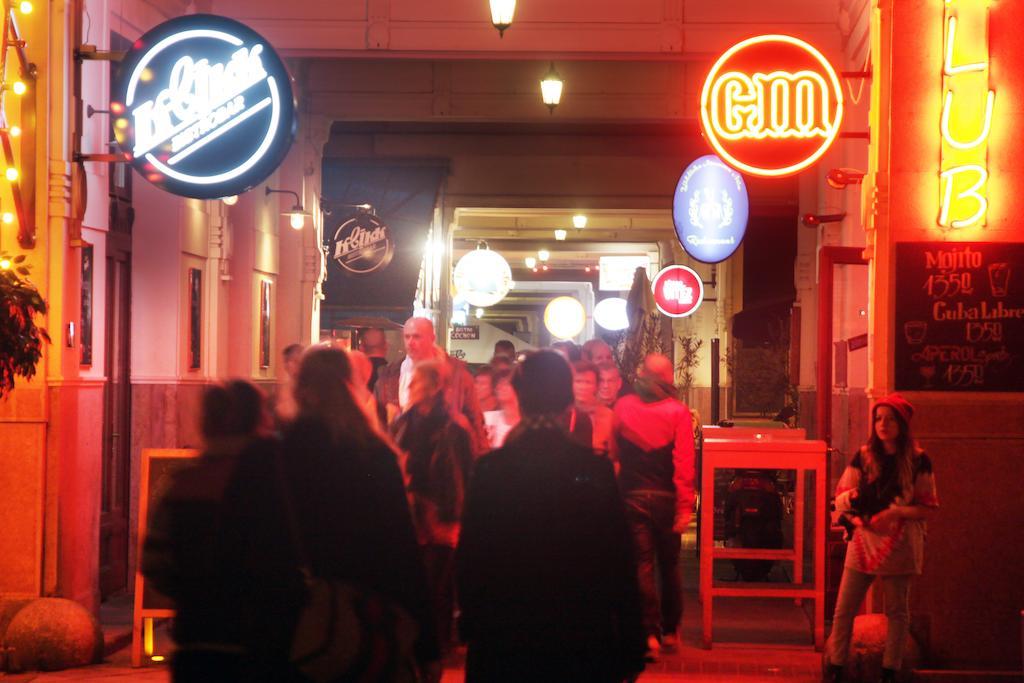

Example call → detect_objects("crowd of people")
142 316 937 683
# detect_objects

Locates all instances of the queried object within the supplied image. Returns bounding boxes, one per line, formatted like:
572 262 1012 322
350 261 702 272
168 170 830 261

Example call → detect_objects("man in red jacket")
613 353 696 658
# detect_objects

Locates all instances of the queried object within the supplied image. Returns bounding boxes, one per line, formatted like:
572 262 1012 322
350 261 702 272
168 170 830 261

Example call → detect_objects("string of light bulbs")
0 0 34 251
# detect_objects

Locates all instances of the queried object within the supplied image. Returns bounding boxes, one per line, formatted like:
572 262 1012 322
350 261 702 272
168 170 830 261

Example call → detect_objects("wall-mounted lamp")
221 195 238 206
319 198 374 217
540 62 563 113
489 0 516 37
266 187 310 230
826 168 866 190
801 212 847 227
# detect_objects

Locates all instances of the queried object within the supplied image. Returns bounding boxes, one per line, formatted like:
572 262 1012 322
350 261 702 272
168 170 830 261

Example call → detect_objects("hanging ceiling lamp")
453 241 514 307
489 0 516 38
540 62 563 113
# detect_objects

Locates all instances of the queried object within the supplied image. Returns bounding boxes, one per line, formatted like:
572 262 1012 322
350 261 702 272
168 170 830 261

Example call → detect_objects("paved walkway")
2 529 826 681
1 647 823 682
1 591 824 682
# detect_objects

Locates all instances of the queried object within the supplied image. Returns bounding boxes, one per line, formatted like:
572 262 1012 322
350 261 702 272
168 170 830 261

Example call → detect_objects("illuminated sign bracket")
74 45 126 62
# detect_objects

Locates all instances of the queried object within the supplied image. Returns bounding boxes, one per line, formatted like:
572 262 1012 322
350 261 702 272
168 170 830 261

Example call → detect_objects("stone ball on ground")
845 613 921 682
2 598 103 671
0 599 32 640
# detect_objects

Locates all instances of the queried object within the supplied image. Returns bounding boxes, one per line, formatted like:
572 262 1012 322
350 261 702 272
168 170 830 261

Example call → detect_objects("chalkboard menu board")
895 242 1023 391
132 448 199 665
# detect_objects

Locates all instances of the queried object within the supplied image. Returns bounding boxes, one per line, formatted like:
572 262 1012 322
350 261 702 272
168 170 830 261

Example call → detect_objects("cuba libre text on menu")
904 244 1020 389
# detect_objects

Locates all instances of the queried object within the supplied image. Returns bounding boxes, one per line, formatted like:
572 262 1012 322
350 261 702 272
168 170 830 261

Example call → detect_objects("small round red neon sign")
700 35 844 178
652 265 704 318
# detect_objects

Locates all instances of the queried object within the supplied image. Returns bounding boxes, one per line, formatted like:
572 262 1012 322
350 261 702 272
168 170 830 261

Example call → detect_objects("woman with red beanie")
825 394 939 683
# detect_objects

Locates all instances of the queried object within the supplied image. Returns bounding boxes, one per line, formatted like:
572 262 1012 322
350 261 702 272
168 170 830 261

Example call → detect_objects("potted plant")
0 252 49 398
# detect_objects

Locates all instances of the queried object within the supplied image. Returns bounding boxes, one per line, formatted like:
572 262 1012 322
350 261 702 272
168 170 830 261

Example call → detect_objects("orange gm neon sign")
700 35 844 178
938 1 993 229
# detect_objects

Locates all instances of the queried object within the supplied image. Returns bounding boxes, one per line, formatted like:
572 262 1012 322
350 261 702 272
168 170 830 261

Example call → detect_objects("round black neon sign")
111 15 296 199
330 214 395 276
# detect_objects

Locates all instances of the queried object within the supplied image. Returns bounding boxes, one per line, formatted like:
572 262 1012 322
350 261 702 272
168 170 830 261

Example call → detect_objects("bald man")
613 352 695 658
375 317 488 454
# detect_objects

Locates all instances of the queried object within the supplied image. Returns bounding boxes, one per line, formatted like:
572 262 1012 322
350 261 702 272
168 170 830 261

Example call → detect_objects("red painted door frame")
816 246 868 445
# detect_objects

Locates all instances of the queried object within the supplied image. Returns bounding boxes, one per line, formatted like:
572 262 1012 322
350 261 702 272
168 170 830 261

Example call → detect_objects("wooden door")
100 246 132 598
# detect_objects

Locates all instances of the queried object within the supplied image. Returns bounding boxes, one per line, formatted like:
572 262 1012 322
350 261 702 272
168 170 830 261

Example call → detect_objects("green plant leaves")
0 254 50 398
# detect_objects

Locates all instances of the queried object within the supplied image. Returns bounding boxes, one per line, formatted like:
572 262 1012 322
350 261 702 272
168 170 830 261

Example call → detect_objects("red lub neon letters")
700 35 844 178
939 3 993 229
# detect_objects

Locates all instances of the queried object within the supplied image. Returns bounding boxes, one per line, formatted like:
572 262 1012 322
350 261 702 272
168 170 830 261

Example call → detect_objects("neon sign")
673 154 749 263
651 265 704 318
330 214 395 276
938 3 993 229
700 35 843 178
112 16 296 199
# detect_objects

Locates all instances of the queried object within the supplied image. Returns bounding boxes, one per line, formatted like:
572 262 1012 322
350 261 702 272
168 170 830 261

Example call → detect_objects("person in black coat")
142 381 305 682
392 360 474 654
456 350 646 683
282 347 441 682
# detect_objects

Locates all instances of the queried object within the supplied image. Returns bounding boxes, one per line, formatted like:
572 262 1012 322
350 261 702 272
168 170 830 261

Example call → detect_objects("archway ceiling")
453 207 662 272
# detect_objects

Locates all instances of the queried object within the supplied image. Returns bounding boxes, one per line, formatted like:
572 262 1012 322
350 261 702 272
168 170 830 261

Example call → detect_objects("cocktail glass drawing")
988 263 1011 298
904 321 927 345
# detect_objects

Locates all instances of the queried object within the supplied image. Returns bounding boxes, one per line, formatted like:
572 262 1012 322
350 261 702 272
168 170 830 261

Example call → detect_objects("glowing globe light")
544 296 586 340
5 167 18 181
12 81 26 96
289 212 305 230
593 297 630 331
9 126 20 138
2 212 14 224
453 247 514 307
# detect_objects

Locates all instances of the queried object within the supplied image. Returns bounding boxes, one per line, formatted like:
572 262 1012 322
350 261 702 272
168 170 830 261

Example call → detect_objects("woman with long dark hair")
825 394 939 683
283 347 441 682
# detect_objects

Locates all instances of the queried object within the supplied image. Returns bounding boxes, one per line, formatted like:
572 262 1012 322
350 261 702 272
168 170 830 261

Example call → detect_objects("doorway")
99 157 133 598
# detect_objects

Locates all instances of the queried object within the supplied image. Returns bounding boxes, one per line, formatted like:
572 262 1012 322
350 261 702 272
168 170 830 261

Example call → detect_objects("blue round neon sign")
672 155 749 264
